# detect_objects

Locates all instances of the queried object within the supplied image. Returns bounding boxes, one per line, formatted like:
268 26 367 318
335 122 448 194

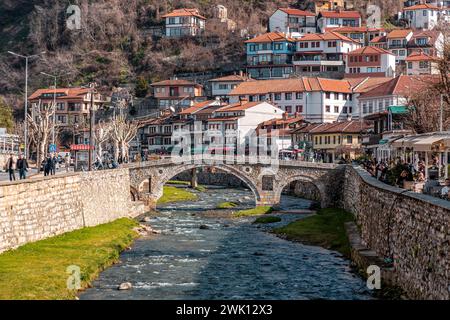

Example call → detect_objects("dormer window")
416 38 427 45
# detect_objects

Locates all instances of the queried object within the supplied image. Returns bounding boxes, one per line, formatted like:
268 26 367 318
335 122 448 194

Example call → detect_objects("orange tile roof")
28 88 90 100
405 51 436 62
229 78 306 95
347 46 393 55
319 10 361 19
161 8 206 20
229 77 354 95
309 121 370 134
245 31 295 43
278 8 315 16
403 4 440 11
297 31 360 43
151 79 202 87
387 29 412 39
259 116 303 127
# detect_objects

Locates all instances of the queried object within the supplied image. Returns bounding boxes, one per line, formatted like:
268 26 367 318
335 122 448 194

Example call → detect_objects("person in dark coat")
5 153 15 181
44 155 52 176
16 154 29 180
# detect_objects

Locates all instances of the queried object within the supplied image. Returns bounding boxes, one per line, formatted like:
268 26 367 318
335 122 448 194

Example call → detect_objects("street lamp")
40 71 72 147
8 51 46 158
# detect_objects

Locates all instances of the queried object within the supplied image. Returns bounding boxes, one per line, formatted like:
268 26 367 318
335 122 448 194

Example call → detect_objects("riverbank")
0 218 138 300
273 208 354 257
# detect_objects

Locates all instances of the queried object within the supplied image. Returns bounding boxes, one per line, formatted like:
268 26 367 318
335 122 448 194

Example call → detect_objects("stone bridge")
127 156 343 208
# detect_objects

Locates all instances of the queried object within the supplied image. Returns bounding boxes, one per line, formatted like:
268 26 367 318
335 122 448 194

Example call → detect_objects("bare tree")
94 120 113 160
110 114 140 162
27 99 56 165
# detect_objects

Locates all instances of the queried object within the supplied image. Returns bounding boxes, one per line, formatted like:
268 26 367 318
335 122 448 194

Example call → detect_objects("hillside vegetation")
0 0 401 108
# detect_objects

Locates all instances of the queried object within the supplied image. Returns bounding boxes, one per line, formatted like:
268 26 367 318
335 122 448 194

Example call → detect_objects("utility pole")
8 51 46 158
88 82 96 171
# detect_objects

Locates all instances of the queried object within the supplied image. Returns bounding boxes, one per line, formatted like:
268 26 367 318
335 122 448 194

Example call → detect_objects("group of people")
4 153 29 181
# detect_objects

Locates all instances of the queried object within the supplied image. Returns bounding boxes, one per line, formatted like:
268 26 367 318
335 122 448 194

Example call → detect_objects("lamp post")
8 51 46 158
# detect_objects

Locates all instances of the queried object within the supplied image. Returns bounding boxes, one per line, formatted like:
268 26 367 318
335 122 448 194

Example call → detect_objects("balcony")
287 22 316 28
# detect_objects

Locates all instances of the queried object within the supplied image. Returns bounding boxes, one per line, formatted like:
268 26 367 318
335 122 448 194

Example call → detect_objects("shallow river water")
80 187 373 300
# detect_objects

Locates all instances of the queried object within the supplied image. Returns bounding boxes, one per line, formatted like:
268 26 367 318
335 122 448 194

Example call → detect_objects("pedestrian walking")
50 154 56 175
4 153 16 181
44 155 52 176
16 154 29 180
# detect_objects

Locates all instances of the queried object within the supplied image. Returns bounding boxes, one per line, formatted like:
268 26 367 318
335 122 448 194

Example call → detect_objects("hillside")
0 0 401 111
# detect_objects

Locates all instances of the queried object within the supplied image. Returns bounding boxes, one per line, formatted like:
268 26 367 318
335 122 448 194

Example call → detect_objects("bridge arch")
134 163 263 207
275 174 327 207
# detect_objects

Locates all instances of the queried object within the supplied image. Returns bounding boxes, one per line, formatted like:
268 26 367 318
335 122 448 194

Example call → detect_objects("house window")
419 61 429 68
296 92 303 99
346 135 352 144
343 106 348 114
285 93 292 100
296 105 303 113
274 93 282 101
285 106 292 113
325 105 331 112
334 106 339 113
315 136 318 144
325 92 331 99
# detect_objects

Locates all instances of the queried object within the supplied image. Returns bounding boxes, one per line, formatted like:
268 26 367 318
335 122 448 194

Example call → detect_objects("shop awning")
412 136 445 151
388 105 408 114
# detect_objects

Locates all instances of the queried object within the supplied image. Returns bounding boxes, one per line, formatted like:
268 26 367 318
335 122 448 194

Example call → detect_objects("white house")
317 10 362 33
386 29 414 64
269 8 317 34
345 46 396 77
405 51 439 75
162 8 206 37
228 77 356 123
206 101 285 150
401 3 440 30
293 31 361 74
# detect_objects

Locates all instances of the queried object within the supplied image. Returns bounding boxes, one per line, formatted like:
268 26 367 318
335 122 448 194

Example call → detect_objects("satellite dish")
169 106 175 113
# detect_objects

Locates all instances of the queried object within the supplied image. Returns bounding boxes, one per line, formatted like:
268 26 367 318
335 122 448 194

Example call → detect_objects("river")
80 186 373 300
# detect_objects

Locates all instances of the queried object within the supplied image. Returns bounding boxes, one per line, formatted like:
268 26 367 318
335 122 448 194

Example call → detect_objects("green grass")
254 216 282 224
157 186 198 204
233 206 273 217
216 201 238 209
167 180 190 185
194 185 206 192
273 208 354 257
0 218 138 300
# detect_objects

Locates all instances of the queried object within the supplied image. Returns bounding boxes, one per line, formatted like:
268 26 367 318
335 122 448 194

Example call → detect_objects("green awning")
379 139 389 145
388 105 408 114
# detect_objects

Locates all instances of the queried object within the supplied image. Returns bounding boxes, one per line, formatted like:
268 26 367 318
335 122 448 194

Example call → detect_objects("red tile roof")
28 88 90 100
218 101 268 112
370 35 387 43
326 26 385 33
161 8 206 20
309 121 370 134
405 51 436 62
319 10 361 19
358 75 439 98
347 46 393 55
345 77 393 93
277 8 315 16
245 31 295 43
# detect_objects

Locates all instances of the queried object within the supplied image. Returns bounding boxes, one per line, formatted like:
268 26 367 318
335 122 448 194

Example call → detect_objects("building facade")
150 79 205 109
162 8 206 37
345 46 396 77
269 8 317 34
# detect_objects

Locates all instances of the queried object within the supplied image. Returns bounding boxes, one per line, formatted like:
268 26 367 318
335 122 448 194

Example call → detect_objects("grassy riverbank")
233 206 273 217
157 186 198 204
0 218 138 300
216 201 238 209
273 208 354 257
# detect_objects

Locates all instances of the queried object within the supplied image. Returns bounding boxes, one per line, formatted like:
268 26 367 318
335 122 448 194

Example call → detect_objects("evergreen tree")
134 76 149 98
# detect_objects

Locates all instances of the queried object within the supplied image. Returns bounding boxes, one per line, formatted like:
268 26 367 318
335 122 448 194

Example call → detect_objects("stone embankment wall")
342 166 449 300
173 169 247 188
0 168 143 253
